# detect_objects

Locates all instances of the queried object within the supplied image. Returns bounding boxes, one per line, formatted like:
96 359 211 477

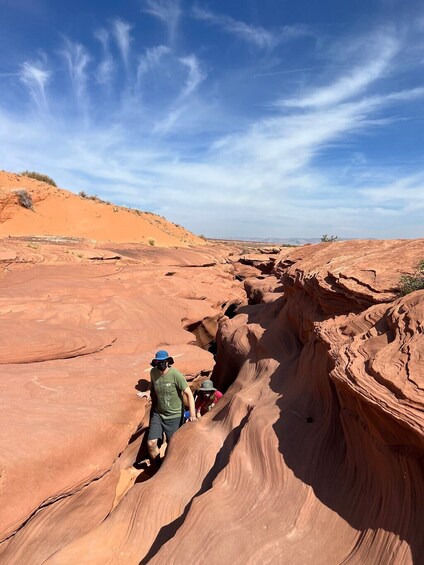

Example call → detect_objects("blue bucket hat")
152 350 174 365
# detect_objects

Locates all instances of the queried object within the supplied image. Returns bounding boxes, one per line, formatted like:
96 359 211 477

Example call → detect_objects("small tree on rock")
399 260 424 295
321 234 339 242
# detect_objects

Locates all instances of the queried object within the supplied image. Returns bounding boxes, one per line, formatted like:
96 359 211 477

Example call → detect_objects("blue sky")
0 0 423 239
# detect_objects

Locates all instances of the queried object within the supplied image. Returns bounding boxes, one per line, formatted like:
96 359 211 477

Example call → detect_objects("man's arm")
137 381 152 400
183 386 198 421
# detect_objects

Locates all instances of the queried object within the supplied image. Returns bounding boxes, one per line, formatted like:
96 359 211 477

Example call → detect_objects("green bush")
148 237 157 246
399 260 424 296
321 234 339 242
20 171 56 186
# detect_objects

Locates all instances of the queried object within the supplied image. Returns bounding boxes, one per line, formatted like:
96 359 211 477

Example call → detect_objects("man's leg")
163 416 184 446
147 439 160 460
147 412 163 462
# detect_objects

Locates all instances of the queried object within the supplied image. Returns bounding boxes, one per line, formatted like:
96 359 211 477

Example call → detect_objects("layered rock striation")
1 237 422 564
0 239 245 563
29 238 422 564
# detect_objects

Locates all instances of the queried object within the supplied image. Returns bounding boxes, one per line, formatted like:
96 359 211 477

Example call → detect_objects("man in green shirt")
138 350 197 463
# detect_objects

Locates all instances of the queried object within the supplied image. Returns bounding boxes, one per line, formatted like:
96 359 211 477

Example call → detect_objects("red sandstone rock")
0 239 244 563
36 238 424 565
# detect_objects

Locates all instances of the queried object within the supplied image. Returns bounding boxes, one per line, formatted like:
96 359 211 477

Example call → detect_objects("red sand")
0 171 204 246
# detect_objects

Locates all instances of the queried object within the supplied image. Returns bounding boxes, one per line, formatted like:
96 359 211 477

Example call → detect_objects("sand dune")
0 171 204 246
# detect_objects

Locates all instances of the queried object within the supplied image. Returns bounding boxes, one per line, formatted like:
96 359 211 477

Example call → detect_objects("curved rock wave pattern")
0 240 245 560
36 239 424 565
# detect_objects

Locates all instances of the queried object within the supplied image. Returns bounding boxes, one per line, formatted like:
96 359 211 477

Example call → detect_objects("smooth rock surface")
0 238 244 562
39 239 424 565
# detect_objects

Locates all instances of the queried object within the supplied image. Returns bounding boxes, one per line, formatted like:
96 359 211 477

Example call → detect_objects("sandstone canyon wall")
0 238 244 563
0 233 423 564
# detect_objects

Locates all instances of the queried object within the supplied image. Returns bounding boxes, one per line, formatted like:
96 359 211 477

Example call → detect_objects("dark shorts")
147 412 183 442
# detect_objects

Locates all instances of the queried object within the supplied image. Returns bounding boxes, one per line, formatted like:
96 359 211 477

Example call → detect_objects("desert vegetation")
78 192 153 218
399 260 424 295
78 191 111 205
321 234 339 242
15 189 33 210
20 171 56 186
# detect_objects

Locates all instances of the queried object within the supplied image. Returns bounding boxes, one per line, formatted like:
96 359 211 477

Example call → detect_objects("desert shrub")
321 234 339 242
78 191 108 204
148 238 157 246
15 189 33 210
399 260 424 296
20 171 56 186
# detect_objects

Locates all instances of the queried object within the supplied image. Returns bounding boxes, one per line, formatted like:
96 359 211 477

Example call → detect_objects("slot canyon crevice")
0 238 423 564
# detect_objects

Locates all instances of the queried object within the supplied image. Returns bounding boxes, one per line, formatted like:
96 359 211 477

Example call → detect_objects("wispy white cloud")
359 173 424 210
153 54 205 133
1 70 422 238
192 6 274 48
284 35 399 108
253 65 331 78
1 17 424 239
60 39 91 109
153 106 186 133
144 0 181 44
19 60 51 111
137 45 170 80
95 28 109 50
94 28 115 84
179 55 205 98
192 6 307 49
112 19 132 69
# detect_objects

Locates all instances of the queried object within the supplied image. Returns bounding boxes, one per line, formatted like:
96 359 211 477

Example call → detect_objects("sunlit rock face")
15 238 418 565
0 239 245 563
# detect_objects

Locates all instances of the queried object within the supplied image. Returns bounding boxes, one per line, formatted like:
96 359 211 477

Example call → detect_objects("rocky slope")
1 238 420 564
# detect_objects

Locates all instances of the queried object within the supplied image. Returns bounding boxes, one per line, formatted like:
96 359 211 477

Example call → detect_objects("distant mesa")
0 170 204 247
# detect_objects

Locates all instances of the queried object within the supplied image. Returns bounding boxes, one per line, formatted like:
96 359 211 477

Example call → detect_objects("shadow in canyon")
139 410 251 564
233 288 424 562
